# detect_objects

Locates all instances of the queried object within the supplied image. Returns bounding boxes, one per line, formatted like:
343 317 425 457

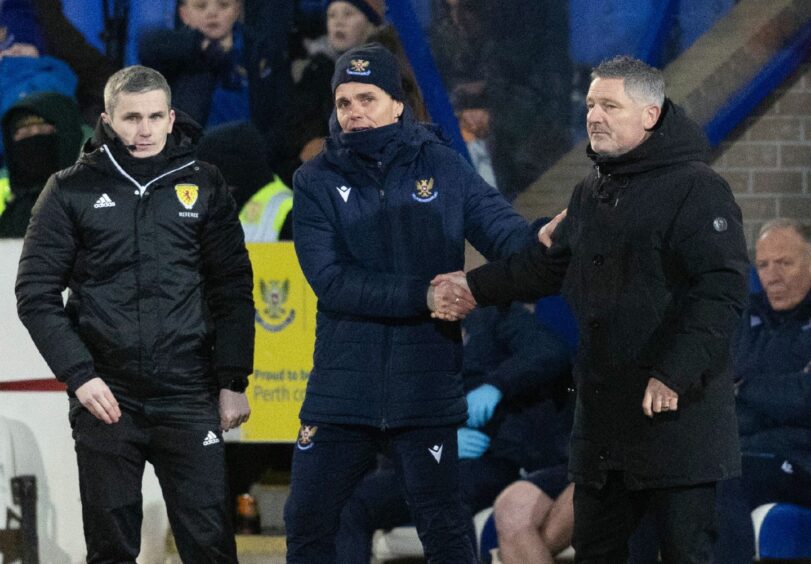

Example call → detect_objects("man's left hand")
219 389 250 431
642 377 679 418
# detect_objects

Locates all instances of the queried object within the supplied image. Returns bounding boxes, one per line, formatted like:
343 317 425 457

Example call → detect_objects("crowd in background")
0 0 737 238
6 2 808 564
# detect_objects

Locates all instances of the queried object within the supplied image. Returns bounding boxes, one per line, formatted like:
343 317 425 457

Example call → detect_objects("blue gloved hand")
465 384 502 428
457 427 491 459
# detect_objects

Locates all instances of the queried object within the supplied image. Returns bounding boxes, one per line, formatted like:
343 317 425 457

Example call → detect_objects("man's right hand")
538 208 567 247
428 273 476 321
76 377 121 424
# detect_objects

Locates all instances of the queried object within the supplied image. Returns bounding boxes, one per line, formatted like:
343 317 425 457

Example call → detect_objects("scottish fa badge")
412 178 438 203
255 278 296 332
175 184 199 210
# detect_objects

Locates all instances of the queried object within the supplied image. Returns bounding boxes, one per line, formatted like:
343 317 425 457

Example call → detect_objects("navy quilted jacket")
292 108 532 428
734 291 811 475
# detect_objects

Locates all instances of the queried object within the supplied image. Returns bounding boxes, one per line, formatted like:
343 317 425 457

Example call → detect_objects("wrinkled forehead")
756 228 811 261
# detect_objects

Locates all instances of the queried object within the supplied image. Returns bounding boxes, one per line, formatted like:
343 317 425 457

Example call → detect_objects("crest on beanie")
347 59 371 77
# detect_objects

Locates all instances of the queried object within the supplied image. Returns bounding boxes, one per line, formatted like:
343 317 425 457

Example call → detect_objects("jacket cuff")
61 361 97 394
649 368 686 396
217 368 250 389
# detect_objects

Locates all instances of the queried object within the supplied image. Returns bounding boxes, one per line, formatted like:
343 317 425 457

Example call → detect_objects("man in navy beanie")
283 41 543 563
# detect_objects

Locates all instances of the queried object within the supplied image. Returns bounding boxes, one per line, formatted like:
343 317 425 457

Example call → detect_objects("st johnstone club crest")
412 178 438 203
175 184 199 210
297 425 318 450
255 278 296 332
347 59 371 76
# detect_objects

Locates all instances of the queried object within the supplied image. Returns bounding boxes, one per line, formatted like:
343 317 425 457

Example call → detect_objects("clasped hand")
427 271 475 321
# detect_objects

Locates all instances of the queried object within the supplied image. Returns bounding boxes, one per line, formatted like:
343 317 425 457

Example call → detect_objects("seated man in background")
715 217 811 563
335 302 573 563
0 91 84 237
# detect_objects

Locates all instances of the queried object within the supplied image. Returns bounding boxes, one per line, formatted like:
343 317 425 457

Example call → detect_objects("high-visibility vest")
239 176 293 242
0 175 10 218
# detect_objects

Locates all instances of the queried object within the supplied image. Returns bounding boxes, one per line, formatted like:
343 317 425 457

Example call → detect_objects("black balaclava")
7 115 61 190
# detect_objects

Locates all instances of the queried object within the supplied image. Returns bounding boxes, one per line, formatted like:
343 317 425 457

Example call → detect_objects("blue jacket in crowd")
733 290 811 475
292 107 533 428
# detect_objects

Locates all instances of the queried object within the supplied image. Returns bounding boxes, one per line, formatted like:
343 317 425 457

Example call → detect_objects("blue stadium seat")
535 295 578 356
753 503 811 560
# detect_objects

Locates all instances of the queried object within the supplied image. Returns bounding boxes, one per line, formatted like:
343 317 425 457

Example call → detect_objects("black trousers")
70 394 236 564
573 471 717 564
284 422 477 564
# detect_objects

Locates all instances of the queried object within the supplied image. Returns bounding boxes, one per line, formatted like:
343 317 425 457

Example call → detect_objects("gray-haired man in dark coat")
435 56 749 562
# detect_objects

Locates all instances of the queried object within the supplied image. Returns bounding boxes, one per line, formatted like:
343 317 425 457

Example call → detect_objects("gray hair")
758 218 811 246
104 65 172 116
591 56 665 108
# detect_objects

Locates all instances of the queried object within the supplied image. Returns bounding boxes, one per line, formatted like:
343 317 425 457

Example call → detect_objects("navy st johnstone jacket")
16 114 254 399
292 109 532 428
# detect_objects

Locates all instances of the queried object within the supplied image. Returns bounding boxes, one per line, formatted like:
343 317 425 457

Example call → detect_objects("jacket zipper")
374 160 392 430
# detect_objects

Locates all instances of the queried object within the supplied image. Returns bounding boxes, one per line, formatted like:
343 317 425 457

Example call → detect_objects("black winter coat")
16 114 254 400
468 100 749 489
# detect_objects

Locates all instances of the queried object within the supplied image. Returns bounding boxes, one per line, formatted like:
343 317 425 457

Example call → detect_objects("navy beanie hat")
326 0 384 26
331 42 405 101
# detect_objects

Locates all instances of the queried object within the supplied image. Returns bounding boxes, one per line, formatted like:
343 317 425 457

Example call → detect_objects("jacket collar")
322 105 448 175
749 290 811 328
78 110 201 189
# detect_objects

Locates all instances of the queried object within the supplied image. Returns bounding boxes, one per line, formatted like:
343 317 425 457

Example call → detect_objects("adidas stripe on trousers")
69 394 237 563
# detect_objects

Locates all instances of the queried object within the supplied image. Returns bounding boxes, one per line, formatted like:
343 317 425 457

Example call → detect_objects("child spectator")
139 0 291 150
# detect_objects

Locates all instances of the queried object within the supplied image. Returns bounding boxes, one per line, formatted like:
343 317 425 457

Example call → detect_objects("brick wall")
712 63 811 251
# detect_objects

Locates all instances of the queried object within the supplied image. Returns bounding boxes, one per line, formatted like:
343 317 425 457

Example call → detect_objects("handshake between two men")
427 208 566 323
423 207 679 419
427 271 474 322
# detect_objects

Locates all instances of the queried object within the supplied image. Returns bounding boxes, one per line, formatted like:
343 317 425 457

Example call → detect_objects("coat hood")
587 99 710 176
2 91 84 187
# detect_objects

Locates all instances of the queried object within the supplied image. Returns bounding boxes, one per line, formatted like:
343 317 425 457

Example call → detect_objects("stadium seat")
752 503 811 560
535 295 579 356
